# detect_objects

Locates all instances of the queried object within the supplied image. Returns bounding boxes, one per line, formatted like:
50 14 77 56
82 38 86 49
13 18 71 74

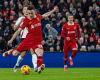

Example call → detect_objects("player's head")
68 14 74 22
27 5 35 19
23 5 28 16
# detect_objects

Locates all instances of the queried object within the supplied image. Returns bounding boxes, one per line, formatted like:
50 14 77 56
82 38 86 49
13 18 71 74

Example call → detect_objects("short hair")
23 0 30 6
23 4 28 8
27 5 34 10
68 14 73 17
67 14 74 19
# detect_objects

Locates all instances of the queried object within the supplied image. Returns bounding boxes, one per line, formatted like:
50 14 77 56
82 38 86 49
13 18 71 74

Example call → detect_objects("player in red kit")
61 14 81 71
7 5 58 73
3 5 39 72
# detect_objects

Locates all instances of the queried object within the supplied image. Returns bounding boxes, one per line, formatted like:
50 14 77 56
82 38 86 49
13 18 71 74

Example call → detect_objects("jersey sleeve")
61 24 67 39
19 18 28 30
37 14 43 21
15 17 24 26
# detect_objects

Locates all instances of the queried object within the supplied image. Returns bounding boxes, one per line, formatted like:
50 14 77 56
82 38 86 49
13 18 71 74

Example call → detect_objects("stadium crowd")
0 0 100 52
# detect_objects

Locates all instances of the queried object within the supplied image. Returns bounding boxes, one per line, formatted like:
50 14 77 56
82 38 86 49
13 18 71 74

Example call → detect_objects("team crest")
31 25 35 29
29 21 32 25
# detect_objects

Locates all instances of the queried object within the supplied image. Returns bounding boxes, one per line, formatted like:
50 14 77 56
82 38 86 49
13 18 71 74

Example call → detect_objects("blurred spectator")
46 35 55 51
54 35 63 51
96 38 100 51
87 37 96 51
42 40 47 51
81 18 88 29
96 14 100 36
43 23 58 39
90 29 97 41
49 46 54 52
0 0 99 52
0 36 7 52
87 17 97 30
78 37 87 51
57 0 68 12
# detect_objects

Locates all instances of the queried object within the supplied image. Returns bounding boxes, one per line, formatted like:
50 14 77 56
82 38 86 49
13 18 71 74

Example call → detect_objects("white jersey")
15 16 28 39
20 27 28 38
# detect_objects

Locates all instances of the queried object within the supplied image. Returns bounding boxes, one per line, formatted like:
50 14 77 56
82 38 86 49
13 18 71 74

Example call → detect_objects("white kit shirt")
14 16 28 39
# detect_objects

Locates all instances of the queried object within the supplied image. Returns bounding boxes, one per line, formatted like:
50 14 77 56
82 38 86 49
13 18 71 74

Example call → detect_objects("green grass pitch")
0 68 100 80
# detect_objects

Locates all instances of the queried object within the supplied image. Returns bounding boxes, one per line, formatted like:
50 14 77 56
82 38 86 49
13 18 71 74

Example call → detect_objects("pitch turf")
0 68 100 80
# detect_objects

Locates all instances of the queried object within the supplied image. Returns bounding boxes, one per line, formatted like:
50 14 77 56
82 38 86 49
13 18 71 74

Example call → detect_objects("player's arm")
42 6 58 18
8 19 27 45
61 24 66 39
8 28 22 45
13 17 24 31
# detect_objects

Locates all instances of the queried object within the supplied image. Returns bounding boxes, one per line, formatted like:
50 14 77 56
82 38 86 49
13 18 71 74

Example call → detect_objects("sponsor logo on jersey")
68 31 75 34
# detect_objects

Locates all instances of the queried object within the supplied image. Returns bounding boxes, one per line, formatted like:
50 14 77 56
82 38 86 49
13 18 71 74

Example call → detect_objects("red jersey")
90 32 97 41
61 22 81 41
20 14 43 44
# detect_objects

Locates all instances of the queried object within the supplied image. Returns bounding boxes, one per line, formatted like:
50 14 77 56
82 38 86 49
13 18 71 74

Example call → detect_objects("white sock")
32 54 37 69
64 65 67 68
15 55 23 66
69 56 72 60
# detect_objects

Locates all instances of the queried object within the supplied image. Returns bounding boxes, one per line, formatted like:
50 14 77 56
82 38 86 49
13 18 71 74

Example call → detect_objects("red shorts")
20 38 25 42
64 40 77 50
16 39 43 52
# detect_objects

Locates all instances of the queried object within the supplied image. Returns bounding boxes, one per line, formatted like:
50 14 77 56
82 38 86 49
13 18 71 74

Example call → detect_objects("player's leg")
3 45 19 57
12 50 20 56
69 41 78 66
34 45 45 73
13 51 26 72
35 48 45 73
30 47 45 73
63 42 70 71
3 49 14 57
30 48 38 72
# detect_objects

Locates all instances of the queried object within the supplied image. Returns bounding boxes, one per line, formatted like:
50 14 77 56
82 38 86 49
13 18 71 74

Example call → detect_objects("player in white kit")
3 5 38 72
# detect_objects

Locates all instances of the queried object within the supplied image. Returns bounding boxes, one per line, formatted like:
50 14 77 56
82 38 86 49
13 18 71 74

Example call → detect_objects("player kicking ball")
61 14 81 71
3 5 39 72
2 5 32 72
3 5 58 73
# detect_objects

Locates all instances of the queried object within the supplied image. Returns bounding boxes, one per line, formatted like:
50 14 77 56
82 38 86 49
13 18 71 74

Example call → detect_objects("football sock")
64 65 67 68
71 50 77 58
64 59 67 65
32 54 37 69
64 58 68 65
16 55 23 66
37 56 43 67
63 48 69 65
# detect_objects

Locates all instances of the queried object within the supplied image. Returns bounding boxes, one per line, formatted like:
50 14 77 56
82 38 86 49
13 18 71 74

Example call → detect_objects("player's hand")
53 6 58 11
66 37 70 41
8 40 13 45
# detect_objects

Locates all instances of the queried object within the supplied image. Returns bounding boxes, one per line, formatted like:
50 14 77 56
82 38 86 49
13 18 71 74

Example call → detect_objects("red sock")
64 58 68 65
63 49 69 65
37 56 43 67
71 50 77 58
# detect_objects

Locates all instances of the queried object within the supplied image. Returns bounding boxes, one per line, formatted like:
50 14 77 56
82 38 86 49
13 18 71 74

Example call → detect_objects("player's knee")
72 48 78 52
12 50 19 56
72 48 77 50
12 53 17 56
30 48 35 55
20 54 24 57
35 48 43 56
20 51 26 57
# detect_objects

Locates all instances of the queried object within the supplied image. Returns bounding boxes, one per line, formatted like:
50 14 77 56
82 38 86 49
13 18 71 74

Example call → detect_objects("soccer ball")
21 65 31 75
